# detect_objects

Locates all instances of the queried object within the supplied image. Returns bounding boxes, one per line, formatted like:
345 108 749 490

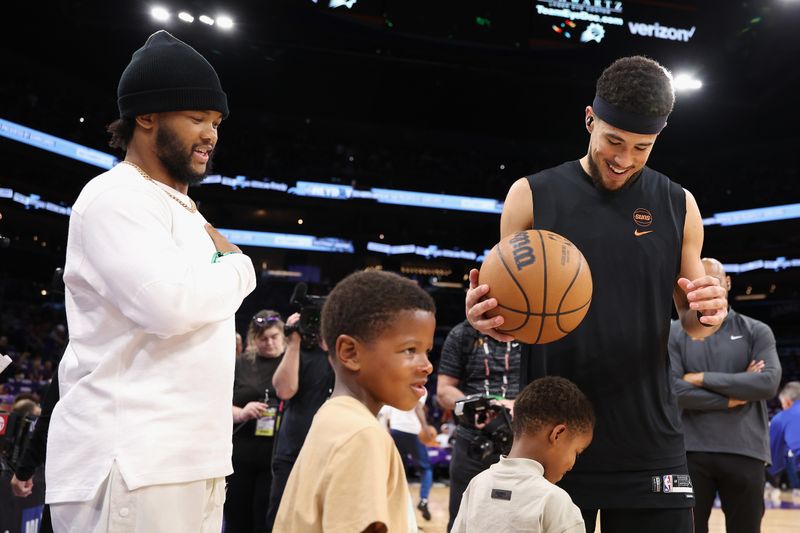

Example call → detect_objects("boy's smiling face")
353 309 435 413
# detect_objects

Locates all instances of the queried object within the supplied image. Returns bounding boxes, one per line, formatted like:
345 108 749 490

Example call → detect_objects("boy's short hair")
597 55 675 118
321 270 435 352
512 376 595 437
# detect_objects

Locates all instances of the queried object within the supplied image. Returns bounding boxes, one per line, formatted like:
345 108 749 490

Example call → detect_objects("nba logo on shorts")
662 475 673 493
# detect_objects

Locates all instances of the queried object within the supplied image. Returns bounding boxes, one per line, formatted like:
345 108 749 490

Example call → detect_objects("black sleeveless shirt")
521 161 691 508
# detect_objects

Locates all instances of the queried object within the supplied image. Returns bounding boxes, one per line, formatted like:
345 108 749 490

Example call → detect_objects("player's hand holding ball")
468 230 592 344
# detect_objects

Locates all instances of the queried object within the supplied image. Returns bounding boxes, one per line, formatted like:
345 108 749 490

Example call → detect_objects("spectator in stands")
382 393 435 520
769 381 800 490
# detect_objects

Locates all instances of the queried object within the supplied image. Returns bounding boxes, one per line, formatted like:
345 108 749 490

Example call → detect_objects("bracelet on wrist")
211 251 240 263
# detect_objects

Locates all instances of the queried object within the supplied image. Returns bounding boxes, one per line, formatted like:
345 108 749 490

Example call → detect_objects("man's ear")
585 106 594 133
548 423 567 444
135 113 157 132
335 334 361 372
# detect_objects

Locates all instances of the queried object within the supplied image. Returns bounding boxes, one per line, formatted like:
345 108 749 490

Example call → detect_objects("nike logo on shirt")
731 335 743 340
634 229 654 237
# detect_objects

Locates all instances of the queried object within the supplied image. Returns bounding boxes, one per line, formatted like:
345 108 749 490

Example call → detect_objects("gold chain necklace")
121 161 198 213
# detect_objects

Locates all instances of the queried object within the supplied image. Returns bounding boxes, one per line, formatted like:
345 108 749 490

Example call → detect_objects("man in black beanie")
46 30 256 532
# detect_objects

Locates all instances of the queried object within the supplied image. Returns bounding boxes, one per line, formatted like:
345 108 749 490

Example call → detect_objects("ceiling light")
673 73 702 91
150 6 170 21
217 15 234 30
178 12 194 23
199 14 215 25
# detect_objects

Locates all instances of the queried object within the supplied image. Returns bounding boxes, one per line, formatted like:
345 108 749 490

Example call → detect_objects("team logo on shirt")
633 208 653 227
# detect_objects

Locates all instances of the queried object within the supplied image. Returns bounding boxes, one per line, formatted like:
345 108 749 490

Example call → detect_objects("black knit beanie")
117 30 229 119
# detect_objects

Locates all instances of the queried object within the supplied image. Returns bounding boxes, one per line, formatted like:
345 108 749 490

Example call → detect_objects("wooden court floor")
413 484 800 533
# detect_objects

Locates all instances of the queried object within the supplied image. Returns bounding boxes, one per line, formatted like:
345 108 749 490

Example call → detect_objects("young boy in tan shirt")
273 270 436 533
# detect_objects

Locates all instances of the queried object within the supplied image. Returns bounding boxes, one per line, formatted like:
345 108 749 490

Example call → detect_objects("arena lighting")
6 117 800 225
150 6 170 21
0 188 72 216
198 14 214 25
734 293 766 301
5 185 800 268
216 15 234 30
723 257 800 273
367 241 479 261
329 0 358 8
431 281 464 289
702 203 800 226
401 266 453 276
216 228 354 254
673 73 702 91
0 118 118 169
178 11 194 23
265 270 303 278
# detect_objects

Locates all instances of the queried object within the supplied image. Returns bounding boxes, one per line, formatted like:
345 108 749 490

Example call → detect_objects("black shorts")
582 507 694 533
559 463 695 509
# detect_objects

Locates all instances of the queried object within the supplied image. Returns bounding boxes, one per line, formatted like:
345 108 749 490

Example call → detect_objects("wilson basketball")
479 230 592 344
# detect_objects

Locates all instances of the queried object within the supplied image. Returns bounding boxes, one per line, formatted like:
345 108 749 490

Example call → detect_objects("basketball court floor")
411 483 800 532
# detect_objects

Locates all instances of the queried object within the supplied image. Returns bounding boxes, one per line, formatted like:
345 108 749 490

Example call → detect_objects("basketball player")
466 56 728 533
46 31 256 532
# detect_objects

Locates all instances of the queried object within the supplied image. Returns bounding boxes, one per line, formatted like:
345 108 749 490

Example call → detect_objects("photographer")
437 320 521 532
265 312 334 531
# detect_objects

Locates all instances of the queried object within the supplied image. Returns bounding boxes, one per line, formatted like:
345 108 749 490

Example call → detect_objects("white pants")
50 462 225 533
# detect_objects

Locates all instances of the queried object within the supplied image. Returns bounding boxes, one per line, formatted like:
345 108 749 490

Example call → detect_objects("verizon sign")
628 21 696 42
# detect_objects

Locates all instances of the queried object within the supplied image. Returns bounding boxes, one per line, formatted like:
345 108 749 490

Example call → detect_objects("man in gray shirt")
669 258 781 533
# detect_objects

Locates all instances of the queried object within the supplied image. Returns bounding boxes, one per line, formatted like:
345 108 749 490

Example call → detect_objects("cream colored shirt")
46 163 256 503
274 396 413 533
453 457 585 533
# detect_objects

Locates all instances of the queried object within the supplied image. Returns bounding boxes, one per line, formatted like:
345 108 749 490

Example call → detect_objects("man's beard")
155 123 213 186
586 151 638 192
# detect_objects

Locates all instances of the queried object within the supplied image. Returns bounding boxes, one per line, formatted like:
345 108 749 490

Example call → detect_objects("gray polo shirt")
668 309 781 463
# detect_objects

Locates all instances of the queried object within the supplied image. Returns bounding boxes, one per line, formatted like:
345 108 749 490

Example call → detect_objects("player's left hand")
677 275 728 326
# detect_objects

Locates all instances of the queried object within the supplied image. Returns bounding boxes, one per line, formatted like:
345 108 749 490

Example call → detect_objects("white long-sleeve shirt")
46 162 256 504
453 457 585 533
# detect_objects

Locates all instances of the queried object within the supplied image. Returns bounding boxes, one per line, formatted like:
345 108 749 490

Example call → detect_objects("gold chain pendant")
121 161 198 213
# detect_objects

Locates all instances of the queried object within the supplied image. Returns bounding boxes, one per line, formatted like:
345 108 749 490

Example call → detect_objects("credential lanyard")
482 338 510 399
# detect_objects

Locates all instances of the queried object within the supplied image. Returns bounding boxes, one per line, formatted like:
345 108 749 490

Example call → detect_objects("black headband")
591 95 669 135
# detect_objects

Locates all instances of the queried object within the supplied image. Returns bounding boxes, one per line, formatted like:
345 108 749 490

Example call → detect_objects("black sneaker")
417 499 431 521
